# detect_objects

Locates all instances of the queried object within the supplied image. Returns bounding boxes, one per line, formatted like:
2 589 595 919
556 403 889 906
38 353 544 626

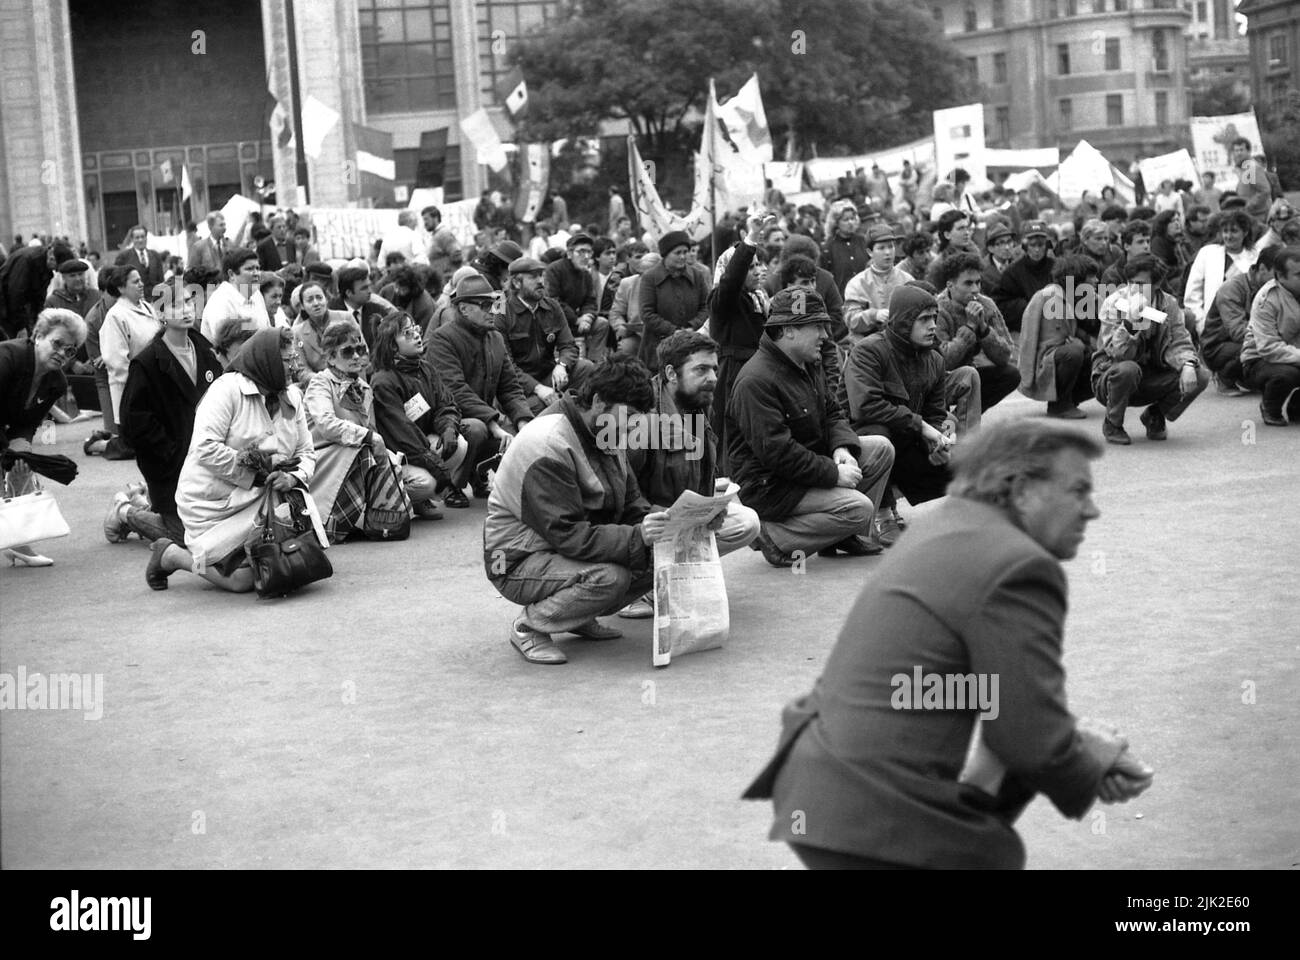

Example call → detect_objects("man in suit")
187 212 230 276
329 265 388 349
115 225 166 294
744 419 1154 869
256 214 294 271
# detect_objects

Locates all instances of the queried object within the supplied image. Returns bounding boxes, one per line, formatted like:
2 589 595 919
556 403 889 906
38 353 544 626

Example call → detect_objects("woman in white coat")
1183 209 1257 335
145 327 318 593
89 267 160 456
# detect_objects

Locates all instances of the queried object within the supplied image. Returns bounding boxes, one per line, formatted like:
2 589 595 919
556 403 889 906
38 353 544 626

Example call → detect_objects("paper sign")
404 393 432 422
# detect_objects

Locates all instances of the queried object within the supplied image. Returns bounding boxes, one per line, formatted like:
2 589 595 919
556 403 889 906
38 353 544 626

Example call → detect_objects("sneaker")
124 481 150 509
412 500 444 521
617 594 655 619
1102 419 1132 445
1139 406 1167 441
103 493 131 543
875 511 902 547
509 619 566 664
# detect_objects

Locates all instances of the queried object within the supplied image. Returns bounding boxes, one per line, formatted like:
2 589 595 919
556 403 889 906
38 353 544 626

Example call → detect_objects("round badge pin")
205 370 214 382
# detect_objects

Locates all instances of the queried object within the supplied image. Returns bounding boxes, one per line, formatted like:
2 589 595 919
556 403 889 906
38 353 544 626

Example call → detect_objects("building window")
1105 38 1120 71
1057 43 1070 75
359 0 457 115
966 56 979 81
1152 29 1169 72
1196 1 1207 21
1047 0 1058 19
478 1 558 105
996 106 1011 143
1059 98 1073 130
1269 34 1289 68
1092 0 1105 12
1155 91 1168 127
1271 81 1291 114
993 52 1007 84
932 6 943 25
992 0 1006 28
1107 94 1123 126
964 3 977 31
1113 0 1126 9
1065 0 1078 13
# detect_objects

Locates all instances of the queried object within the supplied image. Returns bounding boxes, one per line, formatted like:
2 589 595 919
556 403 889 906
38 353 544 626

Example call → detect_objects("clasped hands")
832 447 862 488
1080 718 1155 805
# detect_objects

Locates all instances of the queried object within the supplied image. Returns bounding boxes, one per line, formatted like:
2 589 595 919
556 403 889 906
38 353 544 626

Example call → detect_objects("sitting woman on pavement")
291 279 355 386
0 308 87 566
146 327 317 593
303 320 422 536
369 311 470 510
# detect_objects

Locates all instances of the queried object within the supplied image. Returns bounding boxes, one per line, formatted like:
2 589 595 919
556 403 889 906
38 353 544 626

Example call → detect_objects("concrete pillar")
0 0 87 244
262 0 300 207
449 0 485 199
294 0 365 206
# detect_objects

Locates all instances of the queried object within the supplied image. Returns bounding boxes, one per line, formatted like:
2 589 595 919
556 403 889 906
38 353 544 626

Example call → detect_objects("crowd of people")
1 131 1293 870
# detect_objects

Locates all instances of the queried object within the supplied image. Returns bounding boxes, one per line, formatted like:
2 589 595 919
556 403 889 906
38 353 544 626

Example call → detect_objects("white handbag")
0 474 71 551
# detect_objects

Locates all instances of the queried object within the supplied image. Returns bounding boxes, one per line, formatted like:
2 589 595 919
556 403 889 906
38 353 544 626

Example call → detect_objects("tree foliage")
512 0 969 161
1191 78 1250 118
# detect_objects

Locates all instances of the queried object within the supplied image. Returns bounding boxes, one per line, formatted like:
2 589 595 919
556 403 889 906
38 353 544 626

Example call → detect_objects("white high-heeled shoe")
5 548 54 567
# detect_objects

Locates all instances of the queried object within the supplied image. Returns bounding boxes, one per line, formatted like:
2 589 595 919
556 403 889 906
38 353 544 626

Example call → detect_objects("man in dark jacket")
544 233 611 361
1 241 74 339
429 273 533 496
113 226 166 293
727 289 894 567
1201 246 1278 393
935 251 1021 416
45 259 101 322
845 284 957 539
992 220 1055 334
618 329 761 618
981 221 1018 293
744 419 1153 869
637 230 708 372
497 257 592 415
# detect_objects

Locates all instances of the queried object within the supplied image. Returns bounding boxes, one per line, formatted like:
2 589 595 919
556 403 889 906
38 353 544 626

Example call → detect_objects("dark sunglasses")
338 344 370 360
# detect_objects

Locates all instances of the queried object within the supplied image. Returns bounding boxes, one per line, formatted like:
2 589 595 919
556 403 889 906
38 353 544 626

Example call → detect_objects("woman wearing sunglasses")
303 320 427 538
0 308 87 566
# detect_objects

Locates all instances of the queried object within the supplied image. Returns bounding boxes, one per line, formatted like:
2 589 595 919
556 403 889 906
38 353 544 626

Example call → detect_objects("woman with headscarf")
0 308 87 566
145 327 318 593
303 318 425 538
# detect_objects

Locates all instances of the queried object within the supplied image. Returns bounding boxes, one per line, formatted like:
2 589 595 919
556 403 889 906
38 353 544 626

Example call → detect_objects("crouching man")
618 330 761 618
484 356 669 665
727 289 895 567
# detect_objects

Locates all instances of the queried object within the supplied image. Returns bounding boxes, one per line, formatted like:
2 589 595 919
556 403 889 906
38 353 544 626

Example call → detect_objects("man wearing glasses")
543 233 610 362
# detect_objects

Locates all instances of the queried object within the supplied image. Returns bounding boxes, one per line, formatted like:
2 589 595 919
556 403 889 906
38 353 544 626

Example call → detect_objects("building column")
0 0 87 245
449 0 485 200
262 0 300 207
294 0 365 207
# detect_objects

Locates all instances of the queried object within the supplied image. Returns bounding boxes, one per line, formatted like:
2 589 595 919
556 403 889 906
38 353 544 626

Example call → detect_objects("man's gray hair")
948 420 1102 509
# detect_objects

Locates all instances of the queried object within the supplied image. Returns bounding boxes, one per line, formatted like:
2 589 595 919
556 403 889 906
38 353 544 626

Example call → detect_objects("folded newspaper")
651 483 737 667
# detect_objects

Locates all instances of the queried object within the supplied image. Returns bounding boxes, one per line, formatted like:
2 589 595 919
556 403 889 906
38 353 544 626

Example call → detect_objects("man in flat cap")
544 232 611 362
727 288 895 567
497 257 594 415
46 258 101 322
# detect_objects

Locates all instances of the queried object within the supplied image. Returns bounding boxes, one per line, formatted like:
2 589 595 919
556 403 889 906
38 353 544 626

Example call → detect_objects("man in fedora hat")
428 272 534 497
981 221 1018 292
727 288 895 567
843 223 913 342
497 257 595 415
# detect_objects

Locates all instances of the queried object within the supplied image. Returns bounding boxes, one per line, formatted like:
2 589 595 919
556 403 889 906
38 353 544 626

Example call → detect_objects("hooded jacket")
844 293 948 439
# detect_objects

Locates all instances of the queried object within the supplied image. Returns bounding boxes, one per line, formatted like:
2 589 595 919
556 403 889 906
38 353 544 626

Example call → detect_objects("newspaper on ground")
651 483 737 667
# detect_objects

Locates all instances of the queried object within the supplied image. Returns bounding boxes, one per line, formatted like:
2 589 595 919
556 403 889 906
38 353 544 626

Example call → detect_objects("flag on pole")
181 164 193 202
495 67 529 118
694 78 765 237
629 135 703 243
353 122 396 201
460 108 509 172
301 95 340 161
714 73 773 163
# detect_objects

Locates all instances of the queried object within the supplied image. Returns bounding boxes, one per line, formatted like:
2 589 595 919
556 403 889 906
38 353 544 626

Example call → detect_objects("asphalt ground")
1 388 1297 869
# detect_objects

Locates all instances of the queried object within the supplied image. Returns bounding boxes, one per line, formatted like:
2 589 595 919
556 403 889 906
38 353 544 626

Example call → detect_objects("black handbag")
245 486 333 598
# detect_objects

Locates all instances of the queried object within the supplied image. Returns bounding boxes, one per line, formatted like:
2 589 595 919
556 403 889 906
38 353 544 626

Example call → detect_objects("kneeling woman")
303 321 418 539
146 327 317 592
369 311 470 510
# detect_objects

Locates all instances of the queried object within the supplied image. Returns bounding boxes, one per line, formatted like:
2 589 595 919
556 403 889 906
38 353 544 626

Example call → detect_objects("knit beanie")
658 230 691 258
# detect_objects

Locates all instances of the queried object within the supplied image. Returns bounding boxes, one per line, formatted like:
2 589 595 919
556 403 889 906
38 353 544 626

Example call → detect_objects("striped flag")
353 122 395 201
